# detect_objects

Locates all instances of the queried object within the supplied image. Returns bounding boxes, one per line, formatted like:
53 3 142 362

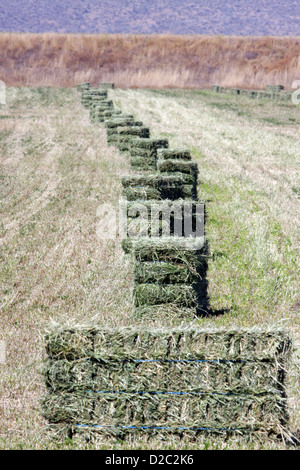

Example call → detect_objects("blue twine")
86 358 249 364
86 390 244 396
125 359 248 364
75 424 242 432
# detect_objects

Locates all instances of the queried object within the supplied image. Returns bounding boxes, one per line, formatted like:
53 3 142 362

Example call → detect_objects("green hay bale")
93 111 121 123
89 90 108 96
121 174 182 189
44 356 281 394
226 88 240 95
42 325 292 440
121 236 206 257
117 126 150 138
130 156 156 171
104 117 139 128
130 138 168 151
126 218 172 238
98 82 115 89
131 237 206 264
103 110 122 117
112 128 150 151
76 82 90 91
45 325 291 362
92 101 113 110
125 199 202 239
121 175 185 201
134 260 194 284
266 85 284 92
130 147 157 158
134 283 198 308
82 90 107 99
157 149 192 161
157 160 198 177
123 187 162 201
43 392 287 432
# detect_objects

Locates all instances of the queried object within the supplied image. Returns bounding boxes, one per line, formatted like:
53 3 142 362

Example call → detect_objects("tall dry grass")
0 33 299 89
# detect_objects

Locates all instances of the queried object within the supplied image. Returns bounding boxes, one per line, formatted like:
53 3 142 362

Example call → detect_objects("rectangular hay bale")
42 325 292 441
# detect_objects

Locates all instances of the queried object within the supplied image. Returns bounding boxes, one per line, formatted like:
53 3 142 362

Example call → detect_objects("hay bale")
157 160 198 178
129 156 156 171
110 127 150 153
130 237 206 263
81 90 108 108
105 118 140 130
124 199 204 240
118 126 150 138
157 149 192 161
130 138 168 152
90 101 114 121
134 260 194 284
98 82 115 89
121 174 185 201
42 325 292 440
128 138 168 171
123 187 161 201
157 159 198 200
93 110 122 123
130 236 208 315
76 82 90 92
134 284 198 308
266 85 284 93
45 325 291 361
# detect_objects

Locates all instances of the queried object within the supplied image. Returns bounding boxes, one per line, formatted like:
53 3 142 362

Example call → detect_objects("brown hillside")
0 33 299 89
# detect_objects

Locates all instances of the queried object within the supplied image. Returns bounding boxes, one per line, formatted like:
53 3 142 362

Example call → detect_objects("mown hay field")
0 86 299 449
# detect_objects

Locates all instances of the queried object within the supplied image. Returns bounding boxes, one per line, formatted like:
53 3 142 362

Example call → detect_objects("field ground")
0 86 299 449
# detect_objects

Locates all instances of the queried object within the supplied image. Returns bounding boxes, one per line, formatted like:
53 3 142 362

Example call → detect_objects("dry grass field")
0 86 299 449
0 33 300 89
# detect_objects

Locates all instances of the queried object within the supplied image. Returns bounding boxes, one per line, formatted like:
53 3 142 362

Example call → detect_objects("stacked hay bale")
98 82 115 89
131 238 207 316
53 85 293 444
123 199 202 241
226 88 240 96
266 85 284 93
114 126 151 153
129 138 169 172
90 99 114 123
76 82 90 92
121 174 185 202
81 89 108 109
157 149 198 200
211 85 293 102
42 325 292 442
105 117 144 146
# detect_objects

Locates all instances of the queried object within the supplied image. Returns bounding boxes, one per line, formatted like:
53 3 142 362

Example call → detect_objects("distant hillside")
0 0 299 36
0 34 299 89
